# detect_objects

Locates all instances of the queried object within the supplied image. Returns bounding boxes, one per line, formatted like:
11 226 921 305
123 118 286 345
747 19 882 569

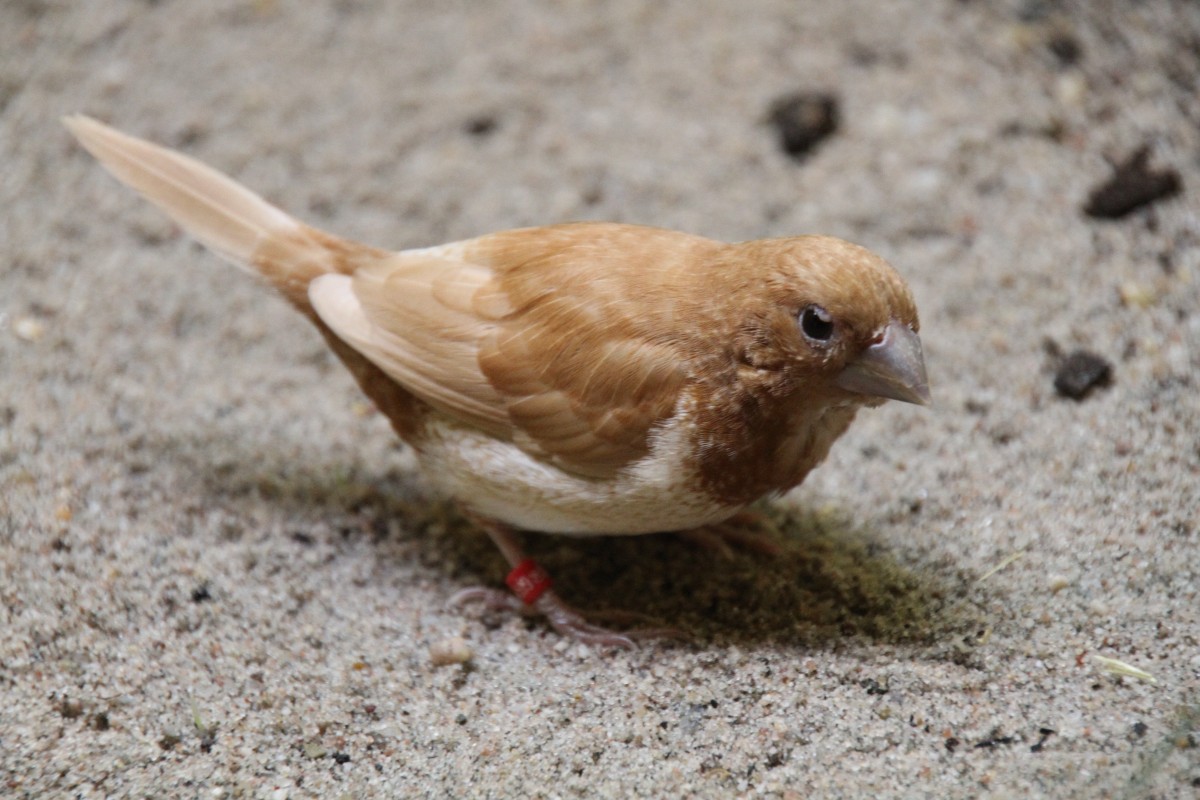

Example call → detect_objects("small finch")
65 116 929 647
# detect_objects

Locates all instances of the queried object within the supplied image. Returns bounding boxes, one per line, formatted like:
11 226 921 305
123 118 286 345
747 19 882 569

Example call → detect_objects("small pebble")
1054 72 1086 107
1047 575 1071 593
767 91 840 160
429 636 473 667
13 316 45 342
1046 31 1082 67
1117 281 1156 309
1054 350 1112 400
464 115 498 137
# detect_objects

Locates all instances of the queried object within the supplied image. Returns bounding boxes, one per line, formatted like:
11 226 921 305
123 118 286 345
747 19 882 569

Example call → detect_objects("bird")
64 115 930 648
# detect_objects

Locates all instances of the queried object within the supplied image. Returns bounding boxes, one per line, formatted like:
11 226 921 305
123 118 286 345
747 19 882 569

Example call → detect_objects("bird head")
721 235 930 408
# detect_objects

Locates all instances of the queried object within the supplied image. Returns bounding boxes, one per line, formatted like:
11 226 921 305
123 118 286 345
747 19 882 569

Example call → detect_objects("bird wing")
310 225 700 478
310 253 513 437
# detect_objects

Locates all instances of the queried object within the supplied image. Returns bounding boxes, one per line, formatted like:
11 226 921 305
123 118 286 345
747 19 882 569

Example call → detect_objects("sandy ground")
3 1 1199 797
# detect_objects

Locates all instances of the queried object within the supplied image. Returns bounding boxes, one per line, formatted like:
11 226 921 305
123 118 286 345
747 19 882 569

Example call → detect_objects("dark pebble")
767 91 839 160
1047 32 1082 67
1030 727 1056 752
172 123 207 149
1084 146 1182 219
974 734 1015 749
290 530 315 546
464 115 498 137
59 698 84 719
1054 350 1113 400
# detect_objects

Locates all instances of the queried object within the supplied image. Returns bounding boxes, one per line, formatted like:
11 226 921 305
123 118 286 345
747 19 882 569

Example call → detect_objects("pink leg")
449 515 683 649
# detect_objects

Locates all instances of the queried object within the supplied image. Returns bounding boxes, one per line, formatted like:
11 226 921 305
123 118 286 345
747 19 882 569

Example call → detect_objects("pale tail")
63 115 384 311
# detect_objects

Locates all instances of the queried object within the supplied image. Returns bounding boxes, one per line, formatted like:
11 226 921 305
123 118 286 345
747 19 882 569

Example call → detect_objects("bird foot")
679 509 784 558
454 510 685 648
450 586 684 649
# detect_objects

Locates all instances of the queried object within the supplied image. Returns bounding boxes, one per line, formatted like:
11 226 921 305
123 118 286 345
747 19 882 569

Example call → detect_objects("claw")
679 509 784 558
448 586 523 613
451 585 684 648
453 510 687 648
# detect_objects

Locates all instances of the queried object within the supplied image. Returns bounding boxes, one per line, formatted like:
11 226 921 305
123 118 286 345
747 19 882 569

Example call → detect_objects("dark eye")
799 305 835 342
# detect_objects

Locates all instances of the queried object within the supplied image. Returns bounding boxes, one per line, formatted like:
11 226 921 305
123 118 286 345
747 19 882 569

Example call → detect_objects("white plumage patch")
415 393 734 535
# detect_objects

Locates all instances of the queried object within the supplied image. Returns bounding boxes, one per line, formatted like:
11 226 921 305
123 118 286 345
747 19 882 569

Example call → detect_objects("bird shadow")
501 507 989 658
136 430 988 661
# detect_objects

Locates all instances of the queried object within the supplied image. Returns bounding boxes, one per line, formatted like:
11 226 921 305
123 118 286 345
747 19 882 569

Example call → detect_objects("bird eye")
799 305 835 342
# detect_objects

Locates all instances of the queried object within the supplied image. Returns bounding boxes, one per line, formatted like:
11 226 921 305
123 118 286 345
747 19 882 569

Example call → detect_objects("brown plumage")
65 115 929 647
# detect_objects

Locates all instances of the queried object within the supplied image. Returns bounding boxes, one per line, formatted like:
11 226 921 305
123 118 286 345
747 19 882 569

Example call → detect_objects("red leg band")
506 558 552 606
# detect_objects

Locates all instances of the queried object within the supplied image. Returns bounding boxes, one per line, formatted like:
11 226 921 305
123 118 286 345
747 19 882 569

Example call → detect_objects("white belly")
414 413 735 535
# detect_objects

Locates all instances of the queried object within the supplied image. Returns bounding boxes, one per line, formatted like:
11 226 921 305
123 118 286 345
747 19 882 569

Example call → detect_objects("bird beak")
835 321 931 406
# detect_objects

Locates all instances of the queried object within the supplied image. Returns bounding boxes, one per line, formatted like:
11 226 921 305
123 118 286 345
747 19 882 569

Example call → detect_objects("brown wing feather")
480 325 685 476
470 224 719 476
311 253 511 437
315 223 723 478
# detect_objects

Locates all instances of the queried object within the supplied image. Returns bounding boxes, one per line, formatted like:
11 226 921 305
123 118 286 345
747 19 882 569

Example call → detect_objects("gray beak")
835 321 931 406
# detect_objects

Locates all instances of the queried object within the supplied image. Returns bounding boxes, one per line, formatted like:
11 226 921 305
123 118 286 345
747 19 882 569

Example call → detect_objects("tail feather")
65 114 427 438
63 115 385 311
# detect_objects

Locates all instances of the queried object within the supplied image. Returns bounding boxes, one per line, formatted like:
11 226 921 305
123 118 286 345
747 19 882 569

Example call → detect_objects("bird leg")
677 509 784 558
449 515 682 649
